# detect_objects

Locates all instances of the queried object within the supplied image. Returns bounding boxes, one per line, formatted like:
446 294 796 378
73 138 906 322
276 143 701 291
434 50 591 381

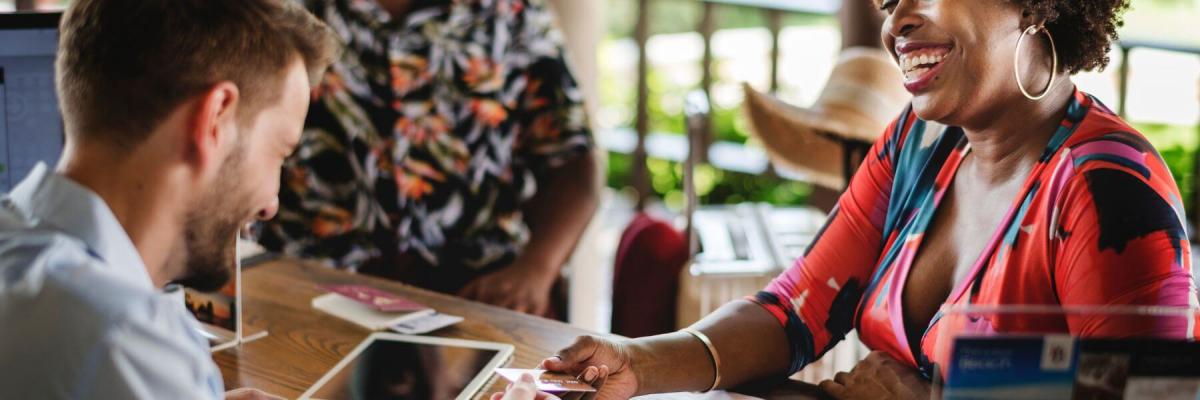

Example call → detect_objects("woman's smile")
896 42 954 93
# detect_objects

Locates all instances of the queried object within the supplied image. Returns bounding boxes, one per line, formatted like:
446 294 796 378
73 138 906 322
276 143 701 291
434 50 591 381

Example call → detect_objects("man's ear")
186 82 240 175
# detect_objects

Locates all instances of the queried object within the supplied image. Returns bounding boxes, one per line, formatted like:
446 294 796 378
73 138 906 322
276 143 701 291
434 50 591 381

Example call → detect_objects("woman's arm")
543 300 790 398
546 110 917 396
632 301 792 394
1053 141 1195 333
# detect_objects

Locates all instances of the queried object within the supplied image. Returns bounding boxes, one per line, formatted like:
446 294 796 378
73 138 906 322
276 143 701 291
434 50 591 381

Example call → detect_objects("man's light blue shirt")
0 163 224 399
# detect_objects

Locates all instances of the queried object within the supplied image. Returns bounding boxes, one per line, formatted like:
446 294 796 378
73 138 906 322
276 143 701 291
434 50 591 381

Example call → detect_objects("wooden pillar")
1192 69 1200 239
697 1 716 161
632 0 652 210
806 0 888 212
546 0 603 129
545 0 608 194
1118 46 1132 118
766 9 783 93
837 0 885 49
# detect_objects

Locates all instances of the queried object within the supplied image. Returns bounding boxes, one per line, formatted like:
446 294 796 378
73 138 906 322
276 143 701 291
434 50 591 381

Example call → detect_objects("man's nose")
256 197 280 221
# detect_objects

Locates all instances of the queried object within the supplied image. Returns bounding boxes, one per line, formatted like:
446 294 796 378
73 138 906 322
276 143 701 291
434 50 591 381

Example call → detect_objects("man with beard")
0 0 338 398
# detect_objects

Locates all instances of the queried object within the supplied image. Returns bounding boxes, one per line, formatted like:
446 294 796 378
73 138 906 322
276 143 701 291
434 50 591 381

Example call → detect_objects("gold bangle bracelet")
681 327 722 392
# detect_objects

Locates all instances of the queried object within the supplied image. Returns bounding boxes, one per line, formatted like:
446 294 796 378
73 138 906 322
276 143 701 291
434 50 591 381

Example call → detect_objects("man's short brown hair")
56 0 339 148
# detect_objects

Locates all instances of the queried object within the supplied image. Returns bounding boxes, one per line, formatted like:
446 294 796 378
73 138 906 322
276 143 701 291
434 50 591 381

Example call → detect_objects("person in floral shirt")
258 0 599 317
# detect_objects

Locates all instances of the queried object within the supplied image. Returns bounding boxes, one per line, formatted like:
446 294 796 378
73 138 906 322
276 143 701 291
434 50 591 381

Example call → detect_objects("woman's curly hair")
1010 0 1131 73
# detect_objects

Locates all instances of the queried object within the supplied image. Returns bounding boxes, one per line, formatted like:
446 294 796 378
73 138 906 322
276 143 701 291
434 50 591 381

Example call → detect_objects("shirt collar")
8 162 153 290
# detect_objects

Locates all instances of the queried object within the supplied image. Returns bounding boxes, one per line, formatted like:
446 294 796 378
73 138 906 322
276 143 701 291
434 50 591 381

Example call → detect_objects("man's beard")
171 151 251 292
172 210 241 291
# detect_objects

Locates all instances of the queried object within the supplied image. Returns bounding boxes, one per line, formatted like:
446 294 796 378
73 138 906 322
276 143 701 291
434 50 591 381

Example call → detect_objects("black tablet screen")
312 339 501 400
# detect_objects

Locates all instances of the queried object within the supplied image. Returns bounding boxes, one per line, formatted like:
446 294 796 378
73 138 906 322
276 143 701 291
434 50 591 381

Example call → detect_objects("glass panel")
929 305 1200 400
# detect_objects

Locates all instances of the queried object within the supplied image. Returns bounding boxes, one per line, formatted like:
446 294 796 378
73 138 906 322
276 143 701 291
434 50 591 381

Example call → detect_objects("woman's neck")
959 79 1075 186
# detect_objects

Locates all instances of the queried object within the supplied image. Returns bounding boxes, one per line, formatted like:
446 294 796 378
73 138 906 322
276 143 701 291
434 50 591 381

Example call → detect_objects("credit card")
494 369 596 393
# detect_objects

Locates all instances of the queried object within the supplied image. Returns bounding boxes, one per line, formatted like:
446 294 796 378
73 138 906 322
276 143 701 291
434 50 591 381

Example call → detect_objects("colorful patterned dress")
258 0 592 291
752 89 1198 377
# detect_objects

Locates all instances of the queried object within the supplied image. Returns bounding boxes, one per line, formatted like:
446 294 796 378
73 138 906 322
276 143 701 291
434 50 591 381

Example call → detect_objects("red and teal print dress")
751 89 1198 378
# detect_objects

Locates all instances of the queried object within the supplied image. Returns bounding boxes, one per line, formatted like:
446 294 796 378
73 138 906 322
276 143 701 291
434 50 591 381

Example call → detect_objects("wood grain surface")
213 258 826 400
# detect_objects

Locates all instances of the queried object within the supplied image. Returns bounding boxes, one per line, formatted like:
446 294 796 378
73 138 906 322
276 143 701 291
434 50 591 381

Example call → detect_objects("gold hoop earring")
1014 25 1058 101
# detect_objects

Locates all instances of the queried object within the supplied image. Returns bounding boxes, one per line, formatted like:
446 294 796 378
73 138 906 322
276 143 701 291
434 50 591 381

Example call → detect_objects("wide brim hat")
744 46 910 190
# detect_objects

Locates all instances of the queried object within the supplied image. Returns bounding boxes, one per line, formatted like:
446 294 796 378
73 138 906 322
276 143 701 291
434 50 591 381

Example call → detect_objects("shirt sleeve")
509 1 594 174
749 111 909 374
82 305 224 399
1052 146 1197 337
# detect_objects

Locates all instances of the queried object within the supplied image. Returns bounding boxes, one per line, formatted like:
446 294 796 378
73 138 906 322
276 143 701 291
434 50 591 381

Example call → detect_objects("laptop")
0 12 63 192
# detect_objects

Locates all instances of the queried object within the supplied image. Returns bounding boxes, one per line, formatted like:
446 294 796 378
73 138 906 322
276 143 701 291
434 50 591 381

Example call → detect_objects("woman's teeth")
900 50 949 81
905 67 931 81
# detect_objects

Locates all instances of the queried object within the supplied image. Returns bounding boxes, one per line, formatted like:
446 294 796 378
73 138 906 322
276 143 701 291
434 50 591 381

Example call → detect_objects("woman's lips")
897 45 953 93
903 58 948 93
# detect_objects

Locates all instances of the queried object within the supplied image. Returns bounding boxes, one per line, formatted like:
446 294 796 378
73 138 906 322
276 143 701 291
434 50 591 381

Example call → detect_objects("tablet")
300 333 515 400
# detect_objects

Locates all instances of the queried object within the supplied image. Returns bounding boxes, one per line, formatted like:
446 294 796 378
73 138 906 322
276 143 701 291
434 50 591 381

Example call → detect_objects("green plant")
1137 122 1199 218
605 152 812 209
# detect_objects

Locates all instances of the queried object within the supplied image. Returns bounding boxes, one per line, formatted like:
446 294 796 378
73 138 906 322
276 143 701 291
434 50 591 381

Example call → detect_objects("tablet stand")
192 236 269 353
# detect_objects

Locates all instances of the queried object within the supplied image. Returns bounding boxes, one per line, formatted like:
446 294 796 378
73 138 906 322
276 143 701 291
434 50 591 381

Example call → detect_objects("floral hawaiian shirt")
258 0 592 280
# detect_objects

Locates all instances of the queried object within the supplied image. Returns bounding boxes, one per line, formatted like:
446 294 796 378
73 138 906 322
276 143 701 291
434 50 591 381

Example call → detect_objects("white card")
388 312 464 334
494 369 597 392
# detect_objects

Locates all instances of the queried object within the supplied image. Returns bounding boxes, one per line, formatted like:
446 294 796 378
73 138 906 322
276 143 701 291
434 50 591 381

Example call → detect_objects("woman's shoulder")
1061 93 1170 182
1068 92 1143 142
1049 93 1183 218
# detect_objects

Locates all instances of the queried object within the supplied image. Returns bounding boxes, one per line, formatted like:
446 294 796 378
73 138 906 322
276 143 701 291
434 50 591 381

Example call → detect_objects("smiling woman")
537 1 1199 399
877 0 1129 75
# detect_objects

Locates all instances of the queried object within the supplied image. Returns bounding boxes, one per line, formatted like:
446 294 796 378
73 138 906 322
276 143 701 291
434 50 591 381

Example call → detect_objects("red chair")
611 213 689 337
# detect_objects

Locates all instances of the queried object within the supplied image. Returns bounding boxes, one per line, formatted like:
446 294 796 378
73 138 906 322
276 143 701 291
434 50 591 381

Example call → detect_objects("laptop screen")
0 12 63 192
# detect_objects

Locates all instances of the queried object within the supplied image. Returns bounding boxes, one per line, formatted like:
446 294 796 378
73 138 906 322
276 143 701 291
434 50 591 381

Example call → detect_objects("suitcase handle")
682 90 709 259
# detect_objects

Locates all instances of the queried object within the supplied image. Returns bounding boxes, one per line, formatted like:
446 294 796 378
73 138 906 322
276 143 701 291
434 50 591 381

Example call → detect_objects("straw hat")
744 46 910 190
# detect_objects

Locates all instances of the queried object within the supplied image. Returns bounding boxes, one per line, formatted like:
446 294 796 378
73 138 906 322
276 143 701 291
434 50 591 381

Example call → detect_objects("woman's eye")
879 0 898 13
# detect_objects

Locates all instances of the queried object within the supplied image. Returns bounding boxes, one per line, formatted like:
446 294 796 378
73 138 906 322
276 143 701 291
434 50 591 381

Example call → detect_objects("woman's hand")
818 351 930 400
541 336 639 400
